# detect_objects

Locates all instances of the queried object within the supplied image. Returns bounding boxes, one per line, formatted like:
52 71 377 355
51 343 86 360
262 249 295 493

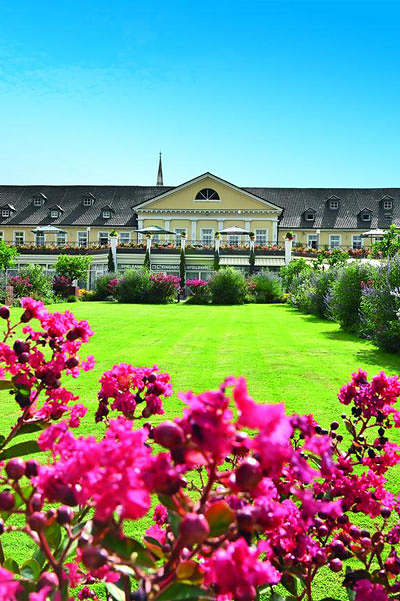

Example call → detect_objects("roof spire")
157 152 163 186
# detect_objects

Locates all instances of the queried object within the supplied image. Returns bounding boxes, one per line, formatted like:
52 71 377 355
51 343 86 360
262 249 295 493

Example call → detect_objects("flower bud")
329 558 342 572
0 491 15 511
31 493 43 512
153 421 185 450
235 458 262 491
179 513 210 546
82 546 108 570
13 339 29 355
28 512 47 532
330 421 339 430
57 506 73 525
18 352 30 364
381 508 391 519
25 459 40 478
38 572 59 591
20 310 33 323
65 357 79 369
5 458 25 480
15 393 30 409
0 306 10 320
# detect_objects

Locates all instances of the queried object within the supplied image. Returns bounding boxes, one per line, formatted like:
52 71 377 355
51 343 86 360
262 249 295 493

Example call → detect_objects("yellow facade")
0 225 134 246
279 229 371 248
137 174 280 243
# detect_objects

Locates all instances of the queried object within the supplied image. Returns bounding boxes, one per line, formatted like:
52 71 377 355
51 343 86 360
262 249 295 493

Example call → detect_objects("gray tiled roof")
0 185 399 231
244 187 400 229
0 186 173 228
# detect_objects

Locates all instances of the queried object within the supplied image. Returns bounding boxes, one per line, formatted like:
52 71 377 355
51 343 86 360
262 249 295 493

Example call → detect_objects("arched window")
195 188 220 201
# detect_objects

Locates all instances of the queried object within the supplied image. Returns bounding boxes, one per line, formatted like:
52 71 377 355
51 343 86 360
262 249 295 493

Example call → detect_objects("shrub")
149 273 180 303
360 257 400 351
209 267 247 305
55 254 92 282
53 274 73 298
11 265 54 303
329 262 376 333
249 271 284 303
93 274 120 301
0 299 398 599
280 258 312 292
114 268 151 303
186 279 211 304
67 294 78 302
7 275 32 297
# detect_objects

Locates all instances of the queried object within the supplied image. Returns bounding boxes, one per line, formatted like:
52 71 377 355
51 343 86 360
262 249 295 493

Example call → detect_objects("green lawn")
1 302 400 599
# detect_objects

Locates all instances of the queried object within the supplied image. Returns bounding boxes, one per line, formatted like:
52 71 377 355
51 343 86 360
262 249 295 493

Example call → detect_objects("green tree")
371 225 400 258
108 248 115 273
249 248 255 275
179 247 186 288
55 255 92 282
0 240 18 273
144 248 151 270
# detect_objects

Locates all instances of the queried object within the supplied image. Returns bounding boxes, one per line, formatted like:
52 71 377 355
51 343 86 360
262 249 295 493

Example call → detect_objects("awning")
219 256 285 266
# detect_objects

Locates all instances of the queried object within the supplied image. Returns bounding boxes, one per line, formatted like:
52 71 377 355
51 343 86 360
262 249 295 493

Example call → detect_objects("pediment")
135 173 283 213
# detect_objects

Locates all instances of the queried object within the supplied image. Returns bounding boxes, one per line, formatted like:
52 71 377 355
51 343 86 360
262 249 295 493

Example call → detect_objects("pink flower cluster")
150 272 181 287
186 279 209 288
96 363 172 421
0 297 94 426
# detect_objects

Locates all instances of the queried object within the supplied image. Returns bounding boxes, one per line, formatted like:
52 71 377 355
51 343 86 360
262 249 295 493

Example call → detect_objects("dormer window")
48 205 63 220
305 211 315 221
32 193 47 207
82 193 95 207
50 210 59 219
2 210 9 218
327 195 340 210
361 212 371 222
383 200 393 210
194 188 220 201
102 210 111 219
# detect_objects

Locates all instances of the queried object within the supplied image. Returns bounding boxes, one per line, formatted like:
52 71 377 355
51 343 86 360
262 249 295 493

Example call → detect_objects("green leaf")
20 558 41 580
32 547 46 568
0 440 40 461
157 493 177 511
281 574 300 596
205 500 234 537
347 590 356 601
14 421 47 437
3 557 19 574
154 582 213 601
105 582 126 601
0 380 13 390
270 594 286 601
102 531 155 567
45 522 62 551
168 510 181 539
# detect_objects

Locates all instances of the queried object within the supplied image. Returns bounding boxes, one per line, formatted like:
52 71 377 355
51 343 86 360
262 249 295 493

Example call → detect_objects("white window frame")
200 228 214 245
2 210 10 218
14 231 25 245
329 234 341 249
77 231 88 247
228 234 240 246
98 232 109 245
83 197 93 207
174 228 187 246
50 210 59 219
119 232 131 244
305 212 315 221
102 210 111 219
35 233 45 246
152 233 161 243
307 234 318 248
56 232 67 246
33 197 42 207
383 200 393 210
352 235 363 250
361 213 371 222
255 229 268 245
329 200 339 209
194 189 221 202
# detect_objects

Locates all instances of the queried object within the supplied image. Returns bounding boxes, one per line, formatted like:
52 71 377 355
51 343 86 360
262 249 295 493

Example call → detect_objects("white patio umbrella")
219 226 251 235
31 225 67 234
361 229 385 237
134 225 175 235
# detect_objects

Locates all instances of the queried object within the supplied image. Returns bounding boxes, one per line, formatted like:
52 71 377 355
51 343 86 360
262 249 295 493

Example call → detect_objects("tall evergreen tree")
108 248 115 273
180 247 186 289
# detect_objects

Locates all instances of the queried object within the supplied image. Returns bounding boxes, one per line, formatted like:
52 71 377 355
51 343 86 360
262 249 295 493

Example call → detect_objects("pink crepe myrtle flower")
204 538 280 600
354 579 389 601
0 567 20 601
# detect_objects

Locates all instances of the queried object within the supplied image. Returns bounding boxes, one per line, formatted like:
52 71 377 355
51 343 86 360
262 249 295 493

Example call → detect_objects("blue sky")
0 0 398 187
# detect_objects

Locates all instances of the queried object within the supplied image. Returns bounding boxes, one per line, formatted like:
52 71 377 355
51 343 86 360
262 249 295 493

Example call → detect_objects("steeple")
157 152 163 186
